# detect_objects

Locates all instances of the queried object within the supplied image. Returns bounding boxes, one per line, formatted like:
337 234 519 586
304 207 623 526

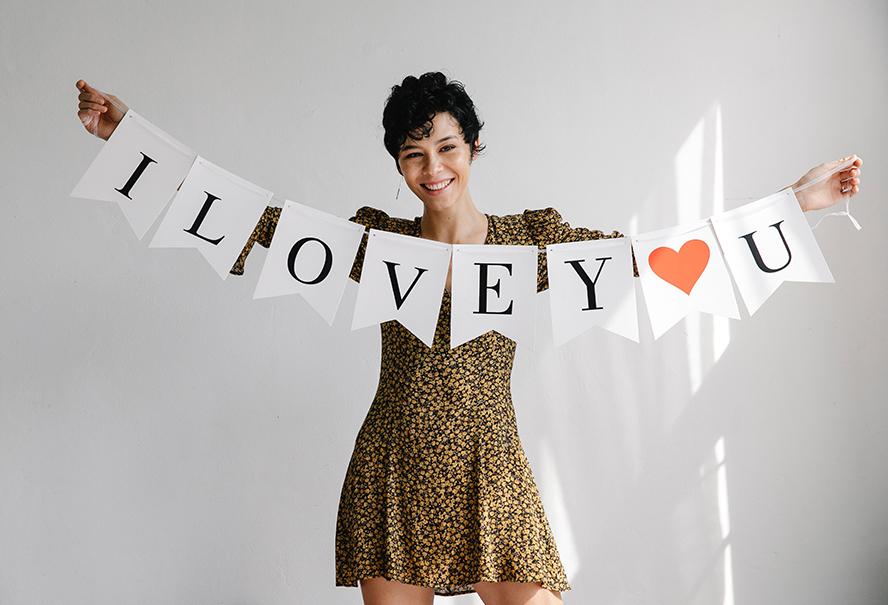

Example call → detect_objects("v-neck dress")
230 205 621 596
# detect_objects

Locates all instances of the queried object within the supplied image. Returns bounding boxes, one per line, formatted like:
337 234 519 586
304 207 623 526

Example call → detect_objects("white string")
792 158 861 231
811 194 861 230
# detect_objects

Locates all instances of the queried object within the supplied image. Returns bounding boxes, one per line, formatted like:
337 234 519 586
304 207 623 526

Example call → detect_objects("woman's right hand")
76 80 128 140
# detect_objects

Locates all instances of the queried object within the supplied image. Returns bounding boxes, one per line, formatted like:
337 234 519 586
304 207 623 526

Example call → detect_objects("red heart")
649 239 710 295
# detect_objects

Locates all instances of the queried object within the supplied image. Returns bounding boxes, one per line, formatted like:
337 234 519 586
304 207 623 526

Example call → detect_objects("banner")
451 245 538 350
253 201 366 325
70 110 196 239
352 230 452 347
711 188 834 315
632 220 740 339
546 238 639 345
150 156 273 279
71 115 852 348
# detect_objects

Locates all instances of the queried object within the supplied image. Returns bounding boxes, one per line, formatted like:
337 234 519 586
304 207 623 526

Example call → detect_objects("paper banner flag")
710 188 833 315
546 238 639 345
70 111 197 239
149 156 273 279
451 245 538 350
253 201 365 324
352 230 452 347
632 220 739 339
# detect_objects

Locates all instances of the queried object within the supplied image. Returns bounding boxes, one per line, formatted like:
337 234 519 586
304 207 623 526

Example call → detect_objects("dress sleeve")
229 206 282 275
523 207 624 245
520 208 634 291
347 206 392 282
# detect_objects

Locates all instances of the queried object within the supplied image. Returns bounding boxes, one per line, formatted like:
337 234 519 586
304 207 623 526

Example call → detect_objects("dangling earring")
396 176 403 200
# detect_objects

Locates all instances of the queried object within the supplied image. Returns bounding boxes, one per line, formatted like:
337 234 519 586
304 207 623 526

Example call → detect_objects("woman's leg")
359 577 435 605
473 581 563 605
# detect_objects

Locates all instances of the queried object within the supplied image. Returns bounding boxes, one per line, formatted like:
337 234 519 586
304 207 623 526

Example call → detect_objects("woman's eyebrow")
400 134 458 153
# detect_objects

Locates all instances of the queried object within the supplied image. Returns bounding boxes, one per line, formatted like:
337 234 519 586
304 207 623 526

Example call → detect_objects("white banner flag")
711 188 834 315
352 230 452 347
633 220 740 339
547 238 639 345
149 156 272 280
70 110 196 239
451 245 538 350
253 201 365 324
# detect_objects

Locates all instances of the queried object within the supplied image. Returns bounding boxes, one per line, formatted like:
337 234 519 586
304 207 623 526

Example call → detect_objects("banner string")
792 158 861 231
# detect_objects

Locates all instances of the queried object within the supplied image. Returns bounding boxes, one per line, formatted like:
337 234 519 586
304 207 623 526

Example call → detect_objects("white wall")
1 1 886 604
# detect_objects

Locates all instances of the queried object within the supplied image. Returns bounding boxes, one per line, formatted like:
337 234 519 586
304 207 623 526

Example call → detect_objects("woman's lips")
422 178 453 192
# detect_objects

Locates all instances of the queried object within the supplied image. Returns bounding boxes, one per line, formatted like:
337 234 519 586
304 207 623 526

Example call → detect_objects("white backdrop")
1 1 886 604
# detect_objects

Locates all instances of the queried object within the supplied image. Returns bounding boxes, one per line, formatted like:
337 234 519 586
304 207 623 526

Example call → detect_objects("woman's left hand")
792 155 863 212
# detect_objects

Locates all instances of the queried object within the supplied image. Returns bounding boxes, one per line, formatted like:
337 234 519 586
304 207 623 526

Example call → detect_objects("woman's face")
397 112 474 214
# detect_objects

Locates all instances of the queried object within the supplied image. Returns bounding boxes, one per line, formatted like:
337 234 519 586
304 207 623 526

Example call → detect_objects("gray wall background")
2 1 886 604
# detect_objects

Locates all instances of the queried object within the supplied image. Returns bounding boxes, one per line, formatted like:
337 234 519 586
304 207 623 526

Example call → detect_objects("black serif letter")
565 257 611 311
115 152 157 199
287 238 334 285
383 261 428 310
738 220 792 273
183 192 225 245
474 263 514 315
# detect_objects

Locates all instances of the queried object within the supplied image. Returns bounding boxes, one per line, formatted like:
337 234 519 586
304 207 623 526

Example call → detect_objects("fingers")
77 84 107 114
840 163 862 196
76 79 100 96
830 155 863 196
835 154 863 168
78 99 107 114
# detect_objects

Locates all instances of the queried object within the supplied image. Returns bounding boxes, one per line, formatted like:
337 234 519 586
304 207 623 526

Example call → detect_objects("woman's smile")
423 178 453 192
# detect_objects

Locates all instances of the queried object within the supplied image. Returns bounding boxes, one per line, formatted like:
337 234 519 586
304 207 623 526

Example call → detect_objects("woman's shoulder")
488 208 566 245
489 207 621 246
350 206 419 236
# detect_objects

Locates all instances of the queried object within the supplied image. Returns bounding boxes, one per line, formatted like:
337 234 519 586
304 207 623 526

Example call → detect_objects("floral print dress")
231 206 621 596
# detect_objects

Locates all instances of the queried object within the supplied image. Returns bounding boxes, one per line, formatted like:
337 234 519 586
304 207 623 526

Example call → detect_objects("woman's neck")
420 196 488 246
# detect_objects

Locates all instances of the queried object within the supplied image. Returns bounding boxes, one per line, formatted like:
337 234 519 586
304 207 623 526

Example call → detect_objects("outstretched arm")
791 155 863 212
76 80 128 140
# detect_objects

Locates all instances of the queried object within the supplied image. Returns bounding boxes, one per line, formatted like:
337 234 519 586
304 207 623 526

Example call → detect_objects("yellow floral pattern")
230 206 622 596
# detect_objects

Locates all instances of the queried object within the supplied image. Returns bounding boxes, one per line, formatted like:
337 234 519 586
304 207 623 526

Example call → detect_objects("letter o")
287 237 333 285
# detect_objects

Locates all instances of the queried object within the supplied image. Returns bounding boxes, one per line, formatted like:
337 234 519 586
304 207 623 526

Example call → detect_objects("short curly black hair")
382 72 485 166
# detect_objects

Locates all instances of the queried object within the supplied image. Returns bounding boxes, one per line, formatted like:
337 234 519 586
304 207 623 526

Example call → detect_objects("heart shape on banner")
649 239 710 295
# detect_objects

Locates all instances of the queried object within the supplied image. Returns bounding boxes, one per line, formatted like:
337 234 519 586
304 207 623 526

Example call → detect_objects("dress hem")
336 572 571 596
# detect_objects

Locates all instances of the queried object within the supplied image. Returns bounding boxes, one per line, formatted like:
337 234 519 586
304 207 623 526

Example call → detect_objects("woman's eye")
404 152 421 159
441 145 455 152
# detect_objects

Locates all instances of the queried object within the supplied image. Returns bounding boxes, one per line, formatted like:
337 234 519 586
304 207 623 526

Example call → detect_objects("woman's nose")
423 154 441 175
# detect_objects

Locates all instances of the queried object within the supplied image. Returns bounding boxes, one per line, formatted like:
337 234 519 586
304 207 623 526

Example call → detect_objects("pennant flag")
451 245 538 350
70 110 197 239
633 220 739 339
546 238 639 345
711 188 833 315
149 156 273 279
253 201 365 324
352 230 452 347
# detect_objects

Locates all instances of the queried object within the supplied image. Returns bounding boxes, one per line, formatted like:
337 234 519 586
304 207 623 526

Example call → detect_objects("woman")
76 73 862 605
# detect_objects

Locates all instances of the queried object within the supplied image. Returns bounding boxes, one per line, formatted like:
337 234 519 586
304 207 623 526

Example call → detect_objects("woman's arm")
791 155 863 212
76 80 127 140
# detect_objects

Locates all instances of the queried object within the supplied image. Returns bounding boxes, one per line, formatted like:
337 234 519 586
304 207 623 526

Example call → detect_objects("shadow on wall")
527 101 743 604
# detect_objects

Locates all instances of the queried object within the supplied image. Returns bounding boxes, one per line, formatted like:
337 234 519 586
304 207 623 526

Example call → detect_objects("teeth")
425 179 452 191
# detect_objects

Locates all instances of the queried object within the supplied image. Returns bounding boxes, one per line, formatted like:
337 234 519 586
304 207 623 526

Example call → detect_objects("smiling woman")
75 71 862 605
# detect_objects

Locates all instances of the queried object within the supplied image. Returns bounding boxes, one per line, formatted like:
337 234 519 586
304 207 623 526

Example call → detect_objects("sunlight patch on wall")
536 438 581 581
674 103 732 395
715 436 735 605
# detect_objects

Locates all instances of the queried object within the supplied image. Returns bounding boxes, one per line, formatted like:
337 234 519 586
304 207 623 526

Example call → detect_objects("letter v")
383 261 429 310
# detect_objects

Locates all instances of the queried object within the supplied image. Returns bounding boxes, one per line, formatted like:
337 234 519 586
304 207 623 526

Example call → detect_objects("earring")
396 176 403 200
